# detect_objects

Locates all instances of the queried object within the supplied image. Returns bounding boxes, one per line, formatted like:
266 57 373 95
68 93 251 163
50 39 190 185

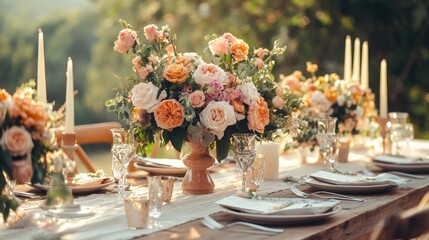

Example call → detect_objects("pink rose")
0 126 34 157
222 33 237 43
255 48 266 58
272 95 285 109
12 157 33 184
114 28 137 54
281 74 302 93
208 37 229 55
199 101 236 139
131 82 167 113
193 63 228 86
254 58 264 69
188 90 205 108
144 24 158 41
225 88 240 100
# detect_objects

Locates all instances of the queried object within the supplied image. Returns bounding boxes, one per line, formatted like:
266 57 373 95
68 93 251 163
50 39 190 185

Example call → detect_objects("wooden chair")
370 192 429 240
55 122 121 173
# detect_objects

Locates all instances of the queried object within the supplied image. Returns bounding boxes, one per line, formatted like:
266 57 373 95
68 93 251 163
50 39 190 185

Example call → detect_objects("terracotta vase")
181 142 215 194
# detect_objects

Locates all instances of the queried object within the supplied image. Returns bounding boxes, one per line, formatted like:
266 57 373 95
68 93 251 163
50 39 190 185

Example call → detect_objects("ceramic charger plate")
29 178 115 194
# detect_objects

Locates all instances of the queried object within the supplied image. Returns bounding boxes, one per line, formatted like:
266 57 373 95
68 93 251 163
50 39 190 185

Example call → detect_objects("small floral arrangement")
0 81 57 221
106 20 301 161
280 62 364 136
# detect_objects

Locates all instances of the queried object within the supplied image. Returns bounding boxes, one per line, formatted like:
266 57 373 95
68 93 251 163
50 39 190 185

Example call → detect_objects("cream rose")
131 82 166 113
114 28 137 54
188 90 205 108
193 63 228 86
0 126 34 157
199 101 236 139
237 81 260 105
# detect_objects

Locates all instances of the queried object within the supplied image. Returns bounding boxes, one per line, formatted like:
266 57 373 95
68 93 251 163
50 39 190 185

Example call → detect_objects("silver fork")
288 184 364 202
202 215 283 234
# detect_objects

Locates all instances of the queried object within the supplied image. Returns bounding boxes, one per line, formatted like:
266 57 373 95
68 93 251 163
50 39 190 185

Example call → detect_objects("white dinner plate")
221 205 341 225
306 178 397 194
372 161 429 173
29 178 115 194
134 161 187 176
45 206 94 218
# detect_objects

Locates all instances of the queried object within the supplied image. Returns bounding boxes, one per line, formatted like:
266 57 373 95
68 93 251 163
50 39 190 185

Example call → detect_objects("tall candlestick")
65 57 75 133
380 59 387 118
361 41 369 89
352 37 361 82
37 29 47 103
344 36 352 83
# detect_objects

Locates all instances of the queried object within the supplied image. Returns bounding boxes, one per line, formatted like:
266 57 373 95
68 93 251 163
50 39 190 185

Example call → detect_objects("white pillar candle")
380 59 388 118
65 57 74 133
352 37 361 82
344 36 352 83
37 28 47 103
256 141 280 180
361 41 369 89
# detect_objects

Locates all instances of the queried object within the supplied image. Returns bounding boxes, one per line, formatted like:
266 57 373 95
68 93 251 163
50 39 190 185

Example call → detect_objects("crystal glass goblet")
111 128 135 197
316 133 335 171
317 117 337 134
388 112 409 155
247 154 265 195
232 133 256 191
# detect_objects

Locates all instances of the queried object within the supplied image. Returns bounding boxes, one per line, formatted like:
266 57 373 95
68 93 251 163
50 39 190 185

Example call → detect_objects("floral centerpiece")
281 62 364 136
0 81 56 221
106 20 301 163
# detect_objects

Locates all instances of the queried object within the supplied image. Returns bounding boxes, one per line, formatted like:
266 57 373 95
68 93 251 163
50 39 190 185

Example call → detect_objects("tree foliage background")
1 0 428 138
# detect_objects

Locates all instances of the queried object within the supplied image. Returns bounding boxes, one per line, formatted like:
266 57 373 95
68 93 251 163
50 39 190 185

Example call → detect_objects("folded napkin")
309 170 408 186
373 154 429 165
136 157 186 169
216 196 339 215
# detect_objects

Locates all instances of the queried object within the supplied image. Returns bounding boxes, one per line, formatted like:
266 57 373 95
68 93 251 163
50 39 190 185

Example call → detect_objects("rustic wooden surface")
134 163 429 240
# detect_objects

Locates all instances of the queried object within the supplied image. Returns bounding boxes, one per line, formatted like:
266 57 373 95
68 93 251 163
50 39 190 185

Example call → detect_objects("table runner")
1 139 427 240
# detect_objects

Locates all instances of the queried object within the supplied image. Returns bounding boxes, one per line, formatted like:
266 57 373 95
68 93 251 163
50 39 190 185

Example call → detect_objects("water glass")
111 128 135 197
124 196 149 229
159 176 175 204
317 117 337 134
388 112 409 155
246 154 265 194
316 133 335 171
147 176 163 228
232 133 256 191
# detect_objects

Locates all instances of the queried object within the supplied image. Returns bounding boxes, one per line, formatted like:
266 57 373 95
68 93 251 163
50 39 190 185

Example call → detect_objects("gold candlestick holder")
61 132 77 185
376 116 388 154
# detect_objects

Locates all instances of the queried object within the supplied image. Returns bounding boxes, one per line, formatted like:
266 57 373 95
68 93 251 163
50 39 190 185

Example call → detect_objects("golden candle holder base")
61 132 77 185
376 116 388 154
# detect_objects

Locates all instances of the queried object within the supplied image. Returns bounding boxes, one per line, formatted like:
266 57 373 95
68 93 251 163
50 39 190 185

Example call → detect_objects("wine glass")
403 123 414 155
316 133 335 171
147 176 163 228
232 133 256 191
317 117 337 134
247 154 265 195
111 128 135 197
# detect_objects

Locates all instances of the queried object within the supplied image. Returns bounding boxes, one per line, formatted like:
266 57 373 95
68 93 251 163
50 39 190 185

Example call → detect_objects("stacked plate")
134 157 187 176
216 195 341 225
305 170 406 194
30 178 114 194
373 154 429 173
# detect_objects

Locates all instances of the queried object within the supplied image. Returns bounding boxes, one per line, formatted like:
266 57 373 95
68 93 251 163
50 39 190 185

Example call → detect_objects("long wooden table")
137 153 429 239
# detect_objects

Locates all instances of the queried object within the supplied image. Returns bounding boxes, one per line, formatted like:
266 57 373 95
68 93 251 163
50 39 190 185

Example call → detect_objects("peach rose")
188 90 205 108
208 37 229 55
131 82 166 112
293 71 303 79
165 44 175 55
281 74 302 93
272 95 285 109
306 63 318 73
254 58 264 69
154 99 185 130
163 63 189 84
230 99 245 114
9 96 48 132
114 28 137 53
144 24 158 41
12 157 33 184
230 39 249 62
193 63 228 86
255 48 266 58
0 126 34 157
247 97 270 133
199 101 236 139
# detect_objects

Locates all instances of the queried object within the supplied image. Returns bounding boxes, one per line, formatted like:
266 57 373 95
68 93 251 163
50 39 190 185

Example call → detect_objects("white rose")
183 52 204 66
199 101 236 139
193 63 228 86
131 82 166 113
237 82 259 105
